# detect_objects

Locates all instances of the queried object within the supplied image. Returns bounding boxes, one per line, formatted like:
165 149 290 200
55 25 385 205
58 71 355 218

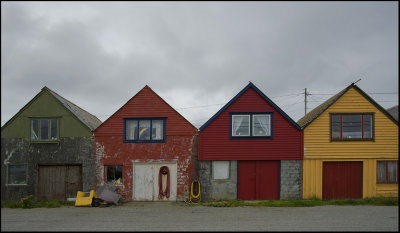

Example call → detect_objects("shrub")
20 195 34 209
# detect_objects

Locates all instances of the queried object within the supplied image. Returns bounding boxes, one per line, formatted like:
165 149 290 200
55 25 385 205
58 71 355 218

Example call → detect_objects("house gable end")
2 87 94 138
299 84 398 130
95 85 197 137
199 82 301 131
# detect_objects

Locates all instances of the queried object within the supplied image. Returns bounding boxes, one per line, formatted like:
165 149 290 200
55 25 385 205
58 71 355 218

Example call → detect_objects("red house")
198 82 303 200
94 85 197 201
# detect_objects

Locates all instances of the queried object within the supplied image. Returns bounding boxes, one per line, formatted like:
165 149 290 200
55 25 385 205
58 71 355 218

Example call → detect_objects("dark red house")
198 82 303 200
94 85 197 201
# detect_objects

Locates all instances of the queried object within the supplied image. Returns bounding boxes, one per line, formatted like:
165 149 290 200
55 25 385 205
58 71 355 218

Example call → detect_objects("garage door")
133 163 177 201
37 165 82 201
238 161 279 200
323 162 363 199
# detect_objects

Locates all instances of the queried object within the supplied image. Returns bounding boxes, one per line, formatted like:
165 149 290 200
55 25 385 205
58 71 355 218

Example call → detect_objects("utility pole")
304 88 308 116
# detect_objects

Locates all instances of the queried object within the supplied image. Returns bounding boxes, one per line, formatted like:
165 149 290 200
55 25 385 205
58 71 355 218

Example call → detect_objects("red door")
323 162 363 199
238 161 279 200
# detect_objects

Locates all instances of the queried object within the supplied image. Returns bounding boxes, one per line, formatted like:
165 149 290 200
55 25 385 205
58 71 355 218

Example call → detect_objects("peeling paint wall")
94 135 196 201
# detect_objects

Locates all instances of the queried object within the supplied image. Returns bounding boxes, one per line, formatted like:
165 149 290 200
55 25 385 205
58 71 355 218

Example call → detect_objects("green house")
1 87 102 201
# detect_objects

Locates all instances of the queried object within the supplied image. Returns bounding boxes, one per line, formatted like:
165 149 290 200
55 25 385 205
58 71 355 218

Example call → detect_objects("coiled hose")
190 179 201 203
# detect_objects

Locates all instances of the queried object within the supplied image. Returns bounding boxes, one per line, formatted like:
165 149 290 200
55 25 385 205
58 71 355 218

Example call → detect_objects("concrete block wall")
280 160 303 199
198 160 237 200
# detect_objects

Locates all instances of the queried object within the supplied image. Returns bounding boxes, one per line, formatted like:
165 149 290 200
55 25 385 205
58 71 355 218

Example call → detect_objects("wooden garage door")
238 161 279 200
323 162 363 199
37 165 82 201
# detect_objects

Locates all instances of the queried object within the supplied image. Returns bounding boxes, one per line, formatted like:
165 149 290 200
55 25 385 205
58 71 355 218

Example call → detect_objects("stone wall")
1 137 95 201
280 160 303 199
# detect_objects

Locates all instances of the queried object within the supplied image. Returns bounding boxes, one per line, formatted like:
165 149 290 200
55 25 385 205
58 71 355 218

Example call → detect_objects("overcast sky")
1 1 398 128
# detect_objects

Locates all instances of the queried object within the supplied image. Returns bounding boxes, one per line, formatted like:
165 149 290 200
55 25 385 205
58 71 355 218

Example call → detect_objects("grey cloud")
1 2 398 127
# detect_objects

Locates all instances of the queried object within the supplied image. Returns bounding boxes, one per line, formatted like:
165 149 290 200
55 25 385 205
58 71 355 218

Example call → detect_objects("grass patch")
1 197 75 209
201 197 398 207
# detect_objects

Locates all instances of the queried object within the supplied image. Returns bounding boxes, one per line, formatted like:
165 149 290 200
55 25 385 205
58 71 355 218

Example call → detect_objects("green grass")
201 197 398 207
1 199 75 208
3 196 397 208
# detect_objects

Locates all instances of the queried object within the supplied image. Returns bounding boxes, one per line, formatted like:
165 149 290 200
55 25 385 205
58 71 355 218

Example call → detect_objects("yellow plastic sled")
75 190 97 207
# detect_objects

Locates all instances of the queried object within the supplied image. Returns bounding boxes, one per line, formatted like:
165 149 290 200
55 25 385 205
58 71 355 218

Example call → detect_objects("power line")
270 93 303 99
176 103 224 110
311 92 398 95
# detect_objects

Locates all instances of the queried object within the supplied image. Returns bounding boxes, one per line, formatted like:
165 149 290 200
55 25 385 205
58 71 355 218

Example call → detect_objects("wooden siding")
303 158 397 199
1 90 93 138
199 87 303 160
302 87 398 199
376 184 398 197
303 88 398 158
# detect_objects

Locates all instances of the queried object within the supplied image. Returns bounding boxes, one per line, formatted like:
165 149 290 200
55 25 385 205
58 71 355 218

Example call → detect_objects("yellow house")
298 83 398 199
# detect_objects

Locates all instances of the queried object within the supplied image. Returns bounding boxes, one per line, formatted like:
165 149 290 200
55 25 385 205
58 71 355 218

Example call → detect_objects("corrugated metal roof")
45 87 102 131
387 105 398 122
297 85 350 128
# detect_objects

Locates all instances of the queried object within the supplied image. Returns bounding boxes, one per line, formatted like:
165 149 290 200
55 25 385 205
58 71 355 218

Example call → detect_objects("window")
8 165 27 185
231 113 272 138
106 165 123 184
212 161 230 179
31 119 58 141
124 118 165 142
330 114 373 141
232 115 250 136
377 161 398 184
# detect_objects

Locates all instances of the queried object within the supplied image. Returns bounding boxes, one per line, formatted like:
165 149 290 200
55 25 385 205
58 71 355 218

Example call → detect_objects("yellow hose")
190 180 201 202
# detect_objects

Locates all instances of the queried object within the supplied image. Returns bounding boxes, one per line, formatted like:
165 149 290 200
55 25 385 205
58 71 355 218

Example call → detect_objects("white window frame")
231 115 250 137
252 114 271 136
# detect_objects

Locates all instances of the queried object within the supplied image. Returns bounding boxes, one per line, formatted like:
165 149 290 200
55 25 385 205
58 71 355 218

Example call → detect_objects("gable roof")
387 105 398 122
2 87 102 132
44 87 102 131
297 83 399 129
199 82 302 131
95 85 198 132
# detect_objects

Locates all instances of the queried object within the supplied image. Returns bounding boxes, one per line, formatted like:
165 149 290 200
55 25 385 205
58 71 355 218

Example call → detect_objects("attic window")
231 113 272 138
31 119 58 142
330 113 374 141
124 118 166 143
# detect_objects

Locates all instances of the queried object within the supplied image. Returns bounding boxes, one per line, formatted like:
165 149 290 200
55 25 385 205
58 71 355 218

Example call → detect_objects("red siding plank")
199 86 303 161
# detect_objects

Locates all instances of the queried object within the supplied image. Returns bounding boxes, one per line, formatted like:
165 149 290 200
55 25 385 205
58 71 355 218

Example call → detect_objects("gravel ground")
1 202 398 231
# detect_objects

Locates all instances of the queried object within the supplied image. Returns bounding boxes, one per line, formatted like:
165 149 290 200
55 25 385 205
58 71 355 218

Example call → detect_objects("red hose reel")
158 166 170 199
